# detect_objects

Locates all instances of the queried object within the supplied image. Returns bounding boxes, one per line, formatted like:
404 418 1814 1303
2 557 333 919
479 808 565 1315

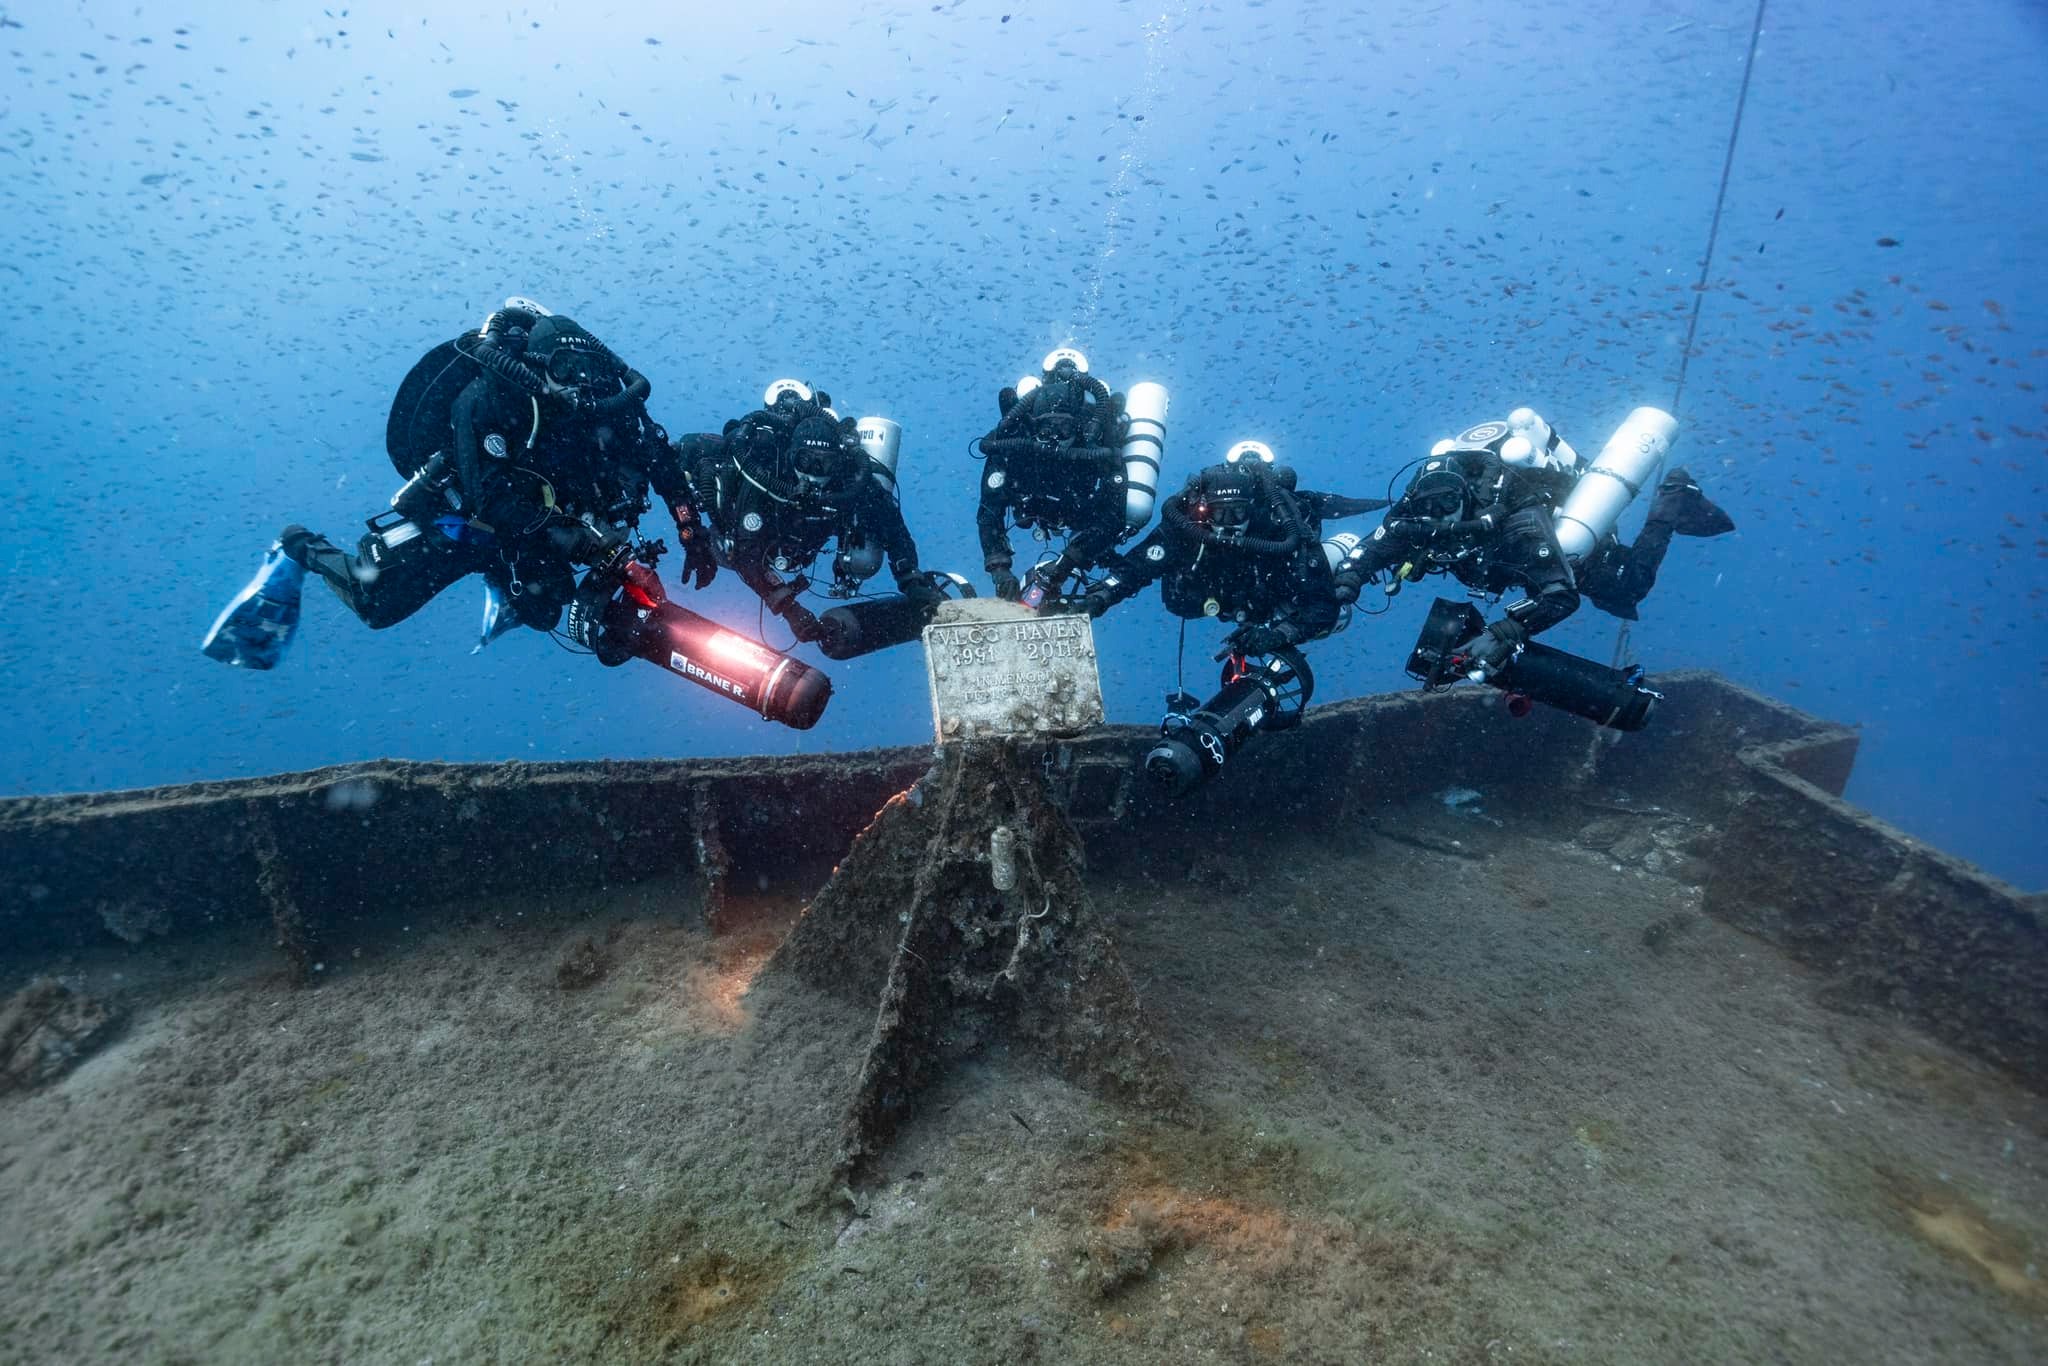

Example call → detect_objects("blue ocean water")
1 1 2040 886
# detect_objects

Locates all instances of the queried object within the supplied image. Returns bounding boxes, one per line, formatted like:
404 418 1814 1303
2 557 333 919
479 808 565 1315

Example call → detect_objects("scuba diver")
671 380 954 661
203 297 711 666
1349 407 1735 677
201 299 829 729
972 347 1170 610
1081 441 1387 795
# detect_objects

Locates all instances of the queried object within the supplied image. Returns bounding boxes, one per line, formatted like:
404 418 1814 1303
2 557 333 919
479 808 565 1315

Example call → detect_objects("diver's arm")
646 436 694 509
866 488 923 587
1252 598 1340 651
669 434 727 492
448 376 497 515
727 553 782 602
1497 575 1580 637
1455 458 1514 537
647 437 718 589
668 434 737 537
976 454 1013 572
1499 508 1579 636
1296 490 1392 521
1276 555 1344 644
1059 512 1126 578
1086 519 1185 613
1347 519 1419 580
1221 554 1343 656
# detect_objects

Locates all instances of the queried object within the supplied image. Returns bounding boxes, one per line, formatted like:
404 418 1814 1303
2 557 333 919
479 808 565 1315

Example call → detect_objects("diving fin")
474 579 522 653
1655 467 1736 538
201 544 305 670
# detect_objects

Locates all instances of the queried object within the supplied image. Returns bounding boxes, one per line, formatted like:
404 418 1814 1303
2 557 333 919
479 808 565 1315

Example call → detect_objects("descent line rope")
1606 0 1768 679
1673 0 1771 414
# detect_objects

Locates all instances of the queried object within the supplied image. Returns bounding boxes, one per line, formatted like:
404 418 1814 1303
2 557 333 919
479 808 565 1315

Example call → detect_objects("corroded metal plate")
922 600 1104 742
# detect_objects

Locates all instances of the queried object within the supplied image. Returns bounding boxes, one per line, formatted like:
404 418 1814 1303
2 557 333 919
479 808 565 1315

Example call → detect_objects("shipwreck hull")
1 671 2040 1087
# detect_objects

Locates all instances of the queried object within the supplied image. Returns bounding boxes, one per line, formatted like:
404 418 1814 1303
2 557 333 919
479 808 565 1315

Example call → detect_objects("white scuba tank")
856 417 902 497
1506 407 1551 462
1506 406 1581 472
1322 530 1363 574
1120 381 1169 529
1552 407 1679 561
829 416 901 587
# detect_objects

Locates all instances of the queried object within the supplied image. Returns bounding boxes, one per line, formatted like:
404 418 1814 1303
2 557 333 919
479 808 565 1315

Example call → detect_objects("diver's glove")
681 536 718 591
1218 623 1289 659
588 538 666 609
900 574 947 614
782 602 823 643
542 375 599 416
764 582 822 642
1458 619 1528 678
990 567 1022 602
669 504 718 590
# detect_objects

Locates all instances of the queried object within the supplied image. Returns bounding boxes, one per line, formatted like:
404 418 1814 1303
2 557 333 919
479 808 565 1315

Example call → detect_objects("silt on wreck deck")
1 674 2043 1364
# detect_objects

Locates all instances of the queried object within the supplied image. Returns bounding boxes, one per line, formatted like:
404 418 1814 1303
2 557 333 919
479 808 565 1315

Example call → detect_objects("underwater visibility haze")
9 5 2048 1363
2 0 2043 881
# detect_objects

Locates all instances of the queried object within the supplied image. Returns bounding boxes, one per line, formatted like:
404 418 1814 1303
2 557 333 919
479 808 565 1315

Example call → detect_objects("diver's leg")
1610 520 1676 611
285 521 475 630
500 552 577 635
1577 543 1641 621
1599 468 1733 613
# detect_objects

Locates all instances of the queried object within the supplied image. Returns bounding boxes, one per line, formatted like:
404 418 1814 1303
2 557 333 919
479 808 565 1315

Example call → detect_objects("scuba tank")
856 417 902 497
817 572 973 662
1322 530 1363 575
1505 406 1581 472
1552 407 1678 562
1120 381 1169 529
1505 407 1552 467
829 417 904 589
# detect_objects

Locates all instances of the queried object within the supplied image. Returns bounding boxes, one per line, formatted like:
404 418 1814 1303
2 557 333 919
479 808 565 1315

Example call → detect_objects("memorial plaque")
923 600 1105 741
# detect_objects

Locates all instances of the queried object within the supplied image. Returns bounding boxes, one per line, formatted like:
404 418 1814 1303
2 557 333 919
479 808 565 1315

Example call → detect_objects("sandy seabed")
2 792 2042 1364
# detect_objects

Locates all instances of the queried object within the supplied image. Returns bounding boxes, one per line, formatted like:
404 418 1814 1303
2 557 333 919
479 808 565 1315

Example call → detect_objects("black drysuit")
1096 468 1358 654
975 378 1131 590
1348 447 1583 639
288 370 690 634
1350 446 1708 629
1571 511 1684 622
672 427 923 620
